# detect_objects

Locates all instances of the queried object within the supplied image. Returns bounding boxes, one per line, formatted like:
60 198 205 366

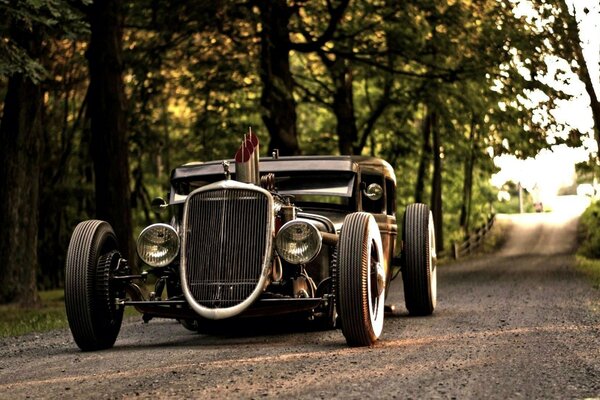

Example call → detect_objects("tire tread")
65 220 123 351
402 204 435 316
338 212 383 346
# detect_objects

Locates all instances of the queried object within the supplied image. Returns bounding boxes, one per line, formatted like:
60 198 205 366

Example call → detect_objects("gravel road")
1 200 598 399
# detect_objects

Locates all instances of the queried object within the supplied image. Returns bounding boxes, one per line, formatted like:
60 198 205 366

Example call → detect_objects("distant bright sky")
491 0 600 200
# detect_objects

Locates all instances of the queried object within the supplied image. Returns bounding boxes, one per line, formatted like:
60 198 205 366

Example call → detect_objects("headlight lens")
137 223 180 267
275 220 322 265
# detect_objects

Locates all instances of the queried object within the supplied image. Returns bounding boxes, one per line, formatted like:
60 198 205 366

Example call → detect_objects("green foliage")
577 201 600 259
493 187 536 214
0 290 66 337
575 256 600 290
0 40 46 82
0 289 138 337
1 0 585 295
0 0 89 82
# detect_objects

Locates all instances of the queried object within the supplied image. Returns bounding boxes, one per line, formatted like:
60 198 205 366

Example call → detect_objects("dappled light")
1 1 599 397
1 0 598 306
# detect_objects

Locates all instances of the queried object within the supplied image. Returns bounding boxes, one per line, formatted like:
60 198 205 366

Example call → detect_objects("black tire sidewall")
65 220 123 351
401 204 436 316
337 212 385 346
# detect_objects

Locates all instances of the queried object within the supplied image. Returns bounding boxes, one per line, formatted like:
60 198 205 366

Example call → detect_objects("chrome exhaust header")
234 129 260 185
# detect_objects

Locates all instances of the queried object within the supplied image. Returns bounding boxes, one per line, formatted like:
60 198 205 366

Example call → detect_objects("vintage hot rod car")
65 139 436 351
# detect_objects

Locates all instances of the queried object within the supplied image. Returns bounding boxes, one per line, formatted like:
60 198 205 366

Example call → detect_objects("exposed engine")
230 132 329 303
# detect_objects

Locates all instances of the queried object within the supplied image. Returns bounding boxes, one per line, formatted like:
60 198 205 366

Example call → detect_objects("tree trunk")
460 118 477 234
257 1 300 156
558 0 600 159
86 0 133 260
430 110 444 252
557 0 600 158
0 26 42 306
415 109 432 204
331 59 358 155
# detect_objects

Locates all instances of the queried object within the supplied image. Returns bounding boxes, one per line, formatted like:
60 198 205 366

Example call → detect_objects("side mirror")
363 183 383 201
151 197 168 213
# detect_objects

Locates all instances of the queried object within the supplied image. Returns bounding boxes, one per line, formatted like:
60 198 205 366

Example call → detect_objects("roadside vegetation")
576 201 600 289
2 0 598 309
481 218 510 254
0 290 67 338
0 290 141 338
576 257 600 290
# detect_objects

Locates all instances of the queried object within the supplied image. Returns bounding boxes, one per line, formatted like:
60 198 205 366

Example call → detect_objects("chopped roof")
171 155 396 183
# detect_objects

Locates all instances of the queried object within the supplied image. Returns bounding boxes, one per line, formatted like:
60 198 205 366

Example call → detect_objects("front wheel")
65 220 125 351
337 212 385 346
401 204 437 316
179 319 200 332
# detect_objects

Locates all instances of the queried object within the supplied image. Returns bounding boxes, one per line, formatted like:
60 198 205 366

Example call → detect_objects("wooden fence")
451 214 496 259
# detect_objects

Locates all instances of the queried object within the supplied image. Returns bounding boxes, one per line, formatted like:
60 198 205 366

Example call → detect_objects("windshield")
171 171 355 210
275 172 355 210
274 172 354 196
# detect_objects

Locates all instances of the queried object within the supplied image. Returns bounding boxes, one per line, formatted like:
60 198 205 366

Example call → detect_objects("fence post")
451 214 495 261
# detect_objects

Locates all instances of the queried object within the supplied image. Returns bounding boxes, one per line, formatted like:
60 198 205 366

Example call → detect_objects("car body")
65 140 437 351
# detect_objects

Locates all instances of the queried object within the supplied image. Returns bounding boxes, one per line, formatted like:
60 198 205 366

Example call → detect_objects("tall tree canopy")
1 0 596 304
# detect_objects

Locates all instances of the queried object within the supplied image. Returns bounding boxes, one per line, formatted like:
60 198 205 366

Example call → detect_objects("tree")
86 0 132 259
255 0 349 156
1 1 97 298
459 116 478 233
1 0 583 295
554 0 600 158
256 1 299 156
295 1 394 156
0 0 87 304
0 20 43 305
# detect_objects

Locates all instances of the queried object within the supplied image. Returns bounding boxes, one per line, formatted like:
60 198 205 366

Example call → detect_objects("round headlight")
137 223 180 267
275 220 322 265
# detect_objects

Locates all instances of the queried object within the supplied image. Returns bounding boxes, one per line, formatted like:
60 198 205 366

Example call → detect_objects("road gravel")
1 201 598 399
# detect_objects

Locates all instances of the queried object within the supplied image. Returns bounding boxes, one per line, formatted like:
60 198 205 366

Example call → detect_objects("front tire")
337 213 385 346
65 220 124 351
179 319 200 332
401 204 437 316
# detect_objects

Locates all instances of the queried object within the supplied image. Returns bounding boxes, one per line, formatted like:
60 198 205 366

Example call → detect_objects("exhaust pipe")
247 129 259 183
234 130 260 184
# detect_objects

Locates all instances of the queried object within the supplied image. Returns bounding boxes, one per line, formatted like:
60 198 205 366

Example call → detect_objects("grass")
0 213 594 338
0 289 143 338
576 256 600 290
575 201 600 290
480 217 510 254
0 290 68 338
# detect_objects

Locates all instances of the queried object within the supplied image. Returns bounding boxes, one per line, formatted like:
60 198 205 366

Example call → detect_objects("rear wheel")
337 212 385 346
65 220 125 351
402 204 437 316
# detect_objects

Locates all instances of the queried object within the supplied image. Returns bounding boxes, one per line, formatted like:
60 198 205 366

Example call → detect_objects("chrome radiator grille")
182 186 271 310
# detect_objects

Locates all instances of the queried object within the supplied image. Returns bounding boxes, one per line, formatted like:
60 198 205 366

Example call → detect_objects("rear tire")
65 220 124 351
337 212 385 346
401 204 437 316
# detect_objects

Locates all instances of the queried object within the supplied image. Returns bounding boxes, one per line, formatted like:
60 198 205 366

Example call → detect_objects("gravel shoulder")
0 206 598 399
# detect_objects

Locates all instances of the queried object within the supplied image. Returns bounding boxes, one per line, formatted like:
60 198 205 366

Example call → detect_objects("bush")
577 201 600 259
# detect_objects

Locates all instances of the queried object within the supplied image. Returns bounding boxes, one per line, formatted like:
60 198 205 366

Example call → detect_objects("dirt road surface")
1 197 598 399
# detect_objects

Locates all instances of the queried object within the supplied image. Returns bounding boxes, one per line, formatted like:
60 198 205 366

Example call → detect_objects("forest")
0 0 598 306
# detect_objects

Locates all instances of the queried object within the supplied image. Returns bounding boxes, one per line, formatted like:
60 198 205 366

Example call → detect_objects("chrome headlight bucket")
136 223 180 267
275 220 322 265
